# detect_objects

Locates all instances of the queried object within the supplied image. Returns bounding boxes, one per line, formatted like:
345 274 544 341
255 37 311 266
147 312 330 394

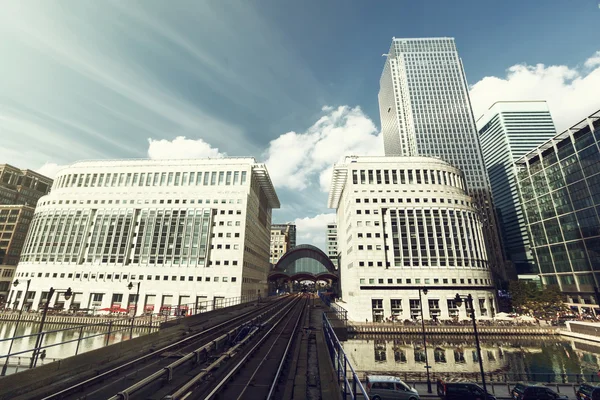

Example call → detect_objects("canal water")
0 321 149 374
343 335 600 383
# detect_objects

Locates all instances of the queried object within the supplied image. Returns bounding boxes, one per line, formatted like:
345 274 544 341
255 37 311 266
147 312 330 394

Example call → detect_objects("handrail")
322 313 369 400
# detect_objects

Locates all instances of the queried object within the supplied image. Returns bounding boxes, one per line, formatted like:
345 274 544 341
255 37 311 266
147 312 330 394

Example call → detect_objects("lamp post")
455 293 487 399
29 287 72 369
127 282 140 340
1 279 30 376
418 288 432 393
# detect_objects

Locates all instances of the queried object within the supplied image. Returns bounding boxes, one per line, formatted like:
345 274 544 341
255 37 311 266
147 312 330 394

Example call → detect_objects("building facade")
0 205 35 306
0 164 52 305
328 156 496 322
516 109 600 313
0 164 53 206
11 158 279 314
326 223 338 269
270 223 295 265
477 101 557 277
378 37 506 284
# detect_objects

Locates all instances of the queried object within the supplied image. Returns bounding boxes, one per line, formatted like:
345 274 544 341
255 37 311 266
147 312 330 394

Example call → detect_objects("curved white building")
12 158 279 314
328 156 496 322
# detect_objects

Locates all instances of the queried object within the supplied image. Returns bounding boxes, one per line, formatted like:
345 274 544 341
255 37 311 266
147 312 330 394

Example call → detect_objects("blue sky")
1 1 599 249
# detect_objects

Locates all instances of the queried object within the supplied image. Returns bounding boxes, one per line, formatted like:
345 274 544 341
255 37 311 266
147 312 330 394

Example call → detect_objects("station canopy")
268 244 338 282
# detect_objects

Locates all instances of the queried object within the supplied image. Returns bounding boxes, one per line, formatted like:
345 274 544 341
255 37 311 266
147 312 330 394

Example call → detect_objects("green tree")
509 281 568 320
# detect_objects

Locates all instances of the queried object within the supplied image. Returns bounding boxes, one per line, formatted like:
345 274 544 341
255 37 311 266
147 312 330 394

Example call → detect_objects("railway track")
39 295 296 400
162 295 308 400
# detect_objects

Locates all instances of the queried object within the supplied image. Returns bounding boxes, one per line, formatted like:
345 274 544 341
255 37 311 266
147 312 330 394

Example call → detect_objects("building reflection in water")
344 336 600 380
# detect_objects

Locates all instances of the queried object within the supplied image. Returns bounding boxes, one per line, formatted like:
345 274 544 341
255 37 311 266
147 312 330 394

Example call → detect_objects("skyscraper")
516 109 600 313
379 37 507 284
477 101 557 278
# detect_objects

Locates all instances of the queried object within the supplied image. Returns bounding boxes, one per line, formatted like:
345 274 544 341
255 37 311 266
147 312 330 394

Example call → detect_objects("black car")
511 383 569 400
577 383 600 400
437 381 496 400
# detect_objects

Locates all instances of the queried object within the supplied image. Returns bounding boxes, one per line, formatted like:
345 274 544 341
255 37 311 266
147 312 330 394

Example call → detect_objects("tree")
508 281 569 320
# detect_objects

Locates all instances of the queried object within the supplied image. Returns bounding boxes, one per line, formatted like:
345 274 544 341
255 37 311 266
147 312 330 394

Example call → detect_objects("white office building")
12 158 279 314
477 101 557 278
326 223 338 269
379 37 506 283
328 156 496 322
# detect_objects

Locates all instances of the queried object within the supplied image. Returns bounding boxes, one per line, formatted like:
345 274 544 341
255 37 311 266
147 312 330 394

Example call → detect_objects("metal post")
2 279 30 376
130 282 140 340
343 355 348 399
30 287 54 369
75 326 84 355
32 332 45 368
105 320 113 347
418 288 432 393
468 294 488 399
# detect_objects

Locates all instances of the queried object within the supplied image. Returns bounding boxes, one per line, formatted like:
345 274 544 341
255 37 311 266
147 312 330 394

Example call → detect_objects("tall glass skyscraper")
516 109 600 313
477 101 557 278
378 37 507 284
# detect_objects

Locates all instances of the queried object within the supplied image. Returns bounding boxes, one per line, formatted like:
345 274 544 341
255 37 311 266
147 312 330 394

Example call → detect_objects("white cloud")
36 162 68 179
147 136 226 159
294 213 336 251
584 51 600 69
264 105 383 192
470 51 600 132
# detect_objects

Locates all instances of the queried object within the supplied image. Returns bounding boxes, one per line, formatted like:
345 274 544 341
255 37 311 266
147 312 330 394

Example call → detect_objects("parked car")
576 383 600 400
511 383 569 399
365 375 420 400
437 381 496 400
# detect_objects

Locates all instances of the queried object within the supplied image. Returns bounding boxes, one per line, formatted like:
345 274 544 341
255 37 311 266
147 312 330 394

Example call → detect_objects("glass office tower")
477 101 557 277
379 37 507 284
516 109 600 313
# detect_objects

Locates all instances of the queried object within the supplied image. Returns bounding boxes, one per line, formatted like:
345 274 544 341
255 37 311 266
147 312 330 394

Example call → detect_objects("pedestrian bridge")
268 244 338 282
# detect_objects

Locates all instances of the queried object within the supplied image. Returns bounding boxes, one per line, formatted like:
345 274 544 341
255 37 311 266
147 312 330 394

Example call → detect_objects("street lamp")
455 293 487 399
1 279 30 376
29 287 72 369
127 282 140 340
418 288 432 393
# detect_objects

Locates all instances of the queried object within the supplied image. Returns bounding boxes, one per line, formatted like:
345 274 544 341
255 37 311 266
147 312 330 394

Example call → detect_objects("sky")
1 0 600 250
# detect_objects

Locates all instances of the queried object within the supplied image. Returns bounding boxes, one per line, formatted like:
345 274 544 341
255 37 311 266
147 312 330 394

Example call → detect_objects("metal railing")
0 294 260 375
322 313 369 400
318 292 348 326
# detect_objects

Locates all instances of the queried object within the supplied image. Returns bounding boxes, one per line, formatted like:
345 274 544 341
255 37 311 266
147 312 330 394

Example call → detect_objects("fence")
318 292 348 326
0 294 260 375
322 313 369 400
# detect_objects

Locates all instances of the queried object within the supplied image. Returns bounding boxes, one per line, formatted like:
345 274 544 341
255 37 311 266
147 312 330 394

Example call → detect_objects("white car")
366 375 420 400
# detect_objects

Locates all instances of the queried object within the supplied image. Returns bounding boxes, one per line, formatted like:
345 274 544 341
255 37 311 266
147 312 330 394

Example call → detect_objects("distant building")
326 223 338 269
11 158 279 314
477 101 557 278
0 164 53 206
329 156 495 322
270 223 296 265
515 109 600 314
0 205 35 306
0 164 51 306
378 37 506 285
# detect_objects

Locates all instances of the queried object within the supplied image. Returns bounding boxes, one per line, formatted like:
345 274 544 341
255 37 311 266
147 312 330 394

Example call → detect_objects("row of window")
54 170 249 189
15 271 239 282
359 277 491 285
351 168 464 189
40 198 244 207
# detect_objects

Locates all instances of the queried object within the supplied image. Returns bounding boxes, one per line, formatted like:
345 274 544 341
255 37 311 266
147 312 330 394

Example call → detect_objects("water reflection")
0 321 148 366
343 335 600 381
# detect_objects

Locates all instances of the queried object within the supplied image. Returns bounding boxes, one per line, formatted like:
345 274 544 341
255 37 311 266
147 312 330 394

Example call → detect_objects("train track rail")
40 296 295 400
163 295 308 400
